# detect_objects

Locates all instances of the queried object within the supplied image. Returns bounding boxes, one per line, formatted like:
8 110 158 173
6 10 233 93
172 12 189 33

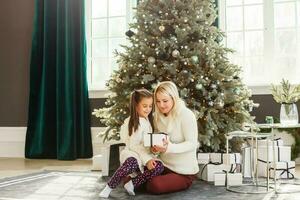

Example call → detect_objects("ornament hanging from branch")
125 30 135 38
172 49 180 57
159 25 165 32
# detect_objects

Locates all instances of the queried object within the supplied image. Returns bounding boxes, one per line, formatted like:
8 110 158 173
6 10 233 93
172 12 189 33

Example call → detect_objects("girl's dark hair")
128 89 154 136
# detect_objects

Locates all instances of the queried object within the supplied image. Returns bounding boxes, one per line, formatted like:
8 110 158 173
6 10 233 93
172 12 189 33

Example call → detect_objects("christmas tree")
93 0 257 152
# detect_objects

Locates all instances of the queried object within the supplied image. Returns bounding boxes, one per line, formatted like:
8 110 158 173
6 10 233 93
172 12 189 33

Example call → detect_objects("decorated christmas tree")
93 0 257 152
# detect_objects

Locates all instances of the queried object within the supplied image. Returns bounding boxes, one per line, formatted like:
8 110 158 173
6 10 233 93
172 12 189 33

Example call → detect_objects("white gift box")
197 153 210 164
214 172 226 186
257 138 283 147
270 161 295 179
210 153 241 165
143 132 168 147
198 163 239 182
242 147 255 178
214 172 243 186
257 146 291 162
258 161 295 179
198 163 226 182
228 173 243 186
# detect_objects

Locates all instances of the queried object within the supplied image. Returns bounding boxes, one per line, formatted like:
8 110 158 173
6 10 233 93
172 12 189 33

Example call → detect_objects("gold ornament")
159 25 165 32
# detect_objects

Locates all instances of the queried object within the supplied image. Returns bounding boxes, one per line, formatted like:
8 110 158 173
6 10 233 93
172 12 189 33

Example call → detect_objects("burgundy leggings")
107 157 164 189
146 167 197 194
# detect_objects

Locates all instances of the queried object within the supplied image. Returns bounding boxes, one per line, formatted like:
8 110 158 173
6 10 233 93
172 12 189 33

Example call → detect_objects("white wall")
0 127 105 158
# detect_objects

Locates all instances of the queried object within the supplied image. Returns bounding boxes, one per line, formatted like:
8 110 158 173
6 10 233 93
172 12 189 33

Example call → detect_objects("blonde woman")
146 81 199 194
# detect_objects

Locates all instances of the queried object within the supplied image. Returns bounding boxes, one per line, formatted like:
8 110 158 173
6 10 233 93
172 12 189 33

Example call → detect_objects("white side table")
225 130 274 194
257 123 300 193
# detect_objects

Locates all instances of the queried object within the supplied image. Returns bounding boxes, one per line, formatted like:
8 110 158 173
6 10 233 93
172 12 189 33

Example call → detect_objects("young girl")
99 89 164 198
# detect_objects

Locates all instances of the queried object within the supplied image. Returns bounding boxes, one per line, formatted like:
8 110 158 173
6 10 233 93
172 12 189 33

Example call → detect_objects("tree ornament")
159 25 165 32
158 52 168 59
148 57 156 64
125 30 135 37
172 49 180 57
191 55 199 64
196 84 203 90
216 100 224 108
233 88 241 95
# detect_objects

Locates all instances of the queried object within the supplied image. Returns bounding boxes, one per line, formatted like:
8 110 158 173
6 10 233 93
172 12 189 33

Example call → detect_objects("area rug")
0 171 299 200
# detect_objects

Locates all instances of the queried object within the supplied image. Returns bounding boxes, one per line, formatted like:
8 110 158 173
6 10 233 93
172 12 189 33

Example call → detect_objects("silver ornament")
148 57 156 64
172 49 180 57
191 56 199 64
196 84 202 90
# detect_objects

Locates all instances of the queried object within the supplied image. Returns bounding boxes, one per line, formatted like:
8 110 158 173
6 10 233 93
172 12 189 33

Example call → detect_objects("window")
219 0 300 87
85 0 136 91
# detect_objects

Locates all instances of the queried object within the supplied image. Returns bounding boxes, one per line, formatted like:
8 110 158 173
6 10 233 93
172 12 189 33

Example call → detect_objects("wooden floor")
0 158 93 179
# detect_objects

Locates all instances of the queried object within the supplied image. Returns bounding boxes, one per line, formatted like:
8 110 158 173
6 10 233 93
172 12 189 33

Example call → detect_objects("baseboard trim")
0 127 106 158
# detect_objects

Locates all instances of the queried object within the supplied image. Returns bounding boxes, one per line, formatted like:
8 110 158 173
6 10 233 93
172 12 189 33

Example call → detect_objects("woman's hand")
151 138 168 154
146 159 157 170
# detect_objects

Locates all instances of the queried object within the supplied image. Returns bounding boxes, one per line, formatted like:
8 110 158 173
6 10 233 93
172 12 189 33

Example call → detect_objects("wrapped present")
197 153 210 164
214 172 226 186
198 163 239 182
214 172 243 186
242 147 257 178
143 132 168 147
257 138 283 147
257 146 291 162
270 161 295 179
210 153 241 165
227 173 243 186
198 163 225 182
258 160 295 179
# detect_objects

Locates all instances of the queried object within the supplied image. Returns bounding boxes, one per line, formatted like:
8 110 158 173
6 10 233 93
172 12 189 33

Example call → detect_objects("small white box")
214 173 243 186
197 153 210 164
257 138 283 147
214 172 226 186
92 154 103 171
210 153 241 165
144 132 168 147
227 173 243 186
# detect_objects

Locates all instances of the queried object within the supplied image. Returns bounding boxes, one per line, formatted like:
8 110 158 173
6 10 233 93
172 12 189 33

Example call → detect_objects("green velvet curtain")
25 0 93 160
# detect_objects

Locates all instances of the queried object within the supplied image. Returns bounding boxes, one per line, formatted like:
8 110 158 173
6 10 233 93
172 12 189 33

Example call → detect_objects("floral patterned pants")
107 157 164 189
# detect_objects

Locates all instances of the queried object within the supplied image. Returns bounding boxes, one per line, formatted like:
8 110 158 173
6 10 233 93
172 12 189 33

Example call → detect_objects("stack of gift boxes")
258 138 295 179
197 153 243 186
197 138 296 186
242 138 295 179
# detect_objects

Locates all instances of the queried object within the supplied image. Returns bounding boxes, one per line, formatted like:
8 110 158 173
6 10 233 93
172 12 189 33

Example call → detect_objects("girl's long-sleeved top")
155 106 199 175
119 117 155 172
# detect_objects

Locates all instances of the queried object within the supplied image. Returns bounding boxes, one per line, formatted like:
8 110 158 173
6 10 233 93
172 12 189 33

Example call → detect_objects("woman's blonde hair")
154 81 185 124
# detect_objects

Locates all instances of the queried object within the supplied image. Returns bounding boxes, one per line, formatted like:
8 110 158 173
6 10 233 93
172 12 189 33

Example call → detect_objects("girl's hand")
146 159 157 170
152 138 168 153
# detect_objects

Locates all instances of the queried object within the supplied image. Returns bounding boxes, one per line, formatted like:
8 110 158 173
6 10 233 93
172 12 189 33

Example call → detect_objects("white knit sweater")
119 117 155 172
155 106 199 175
